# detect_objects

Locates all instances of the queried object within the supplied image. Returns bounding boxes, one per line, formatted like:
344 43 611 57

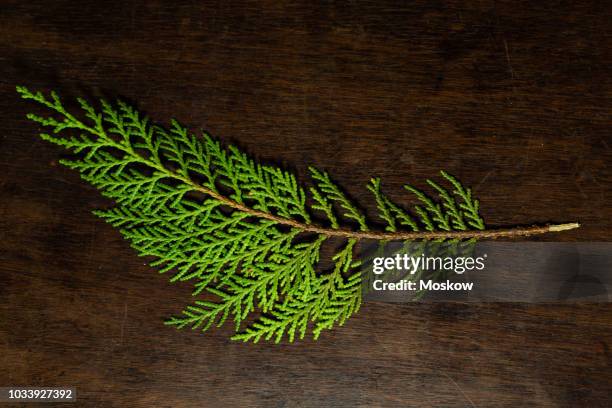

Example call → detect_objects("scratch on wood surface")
474 169 494 191
503 37 515 80
441 372 476 408
119 302 127 345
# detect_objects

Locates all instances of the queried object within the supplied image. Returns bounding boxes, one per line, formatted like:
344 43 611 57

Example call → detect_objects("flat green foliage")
18 86 485 343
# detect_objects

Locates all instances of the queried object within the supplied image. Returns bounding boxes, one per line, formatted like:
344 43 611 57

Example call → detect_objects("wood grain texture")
1 1 611 406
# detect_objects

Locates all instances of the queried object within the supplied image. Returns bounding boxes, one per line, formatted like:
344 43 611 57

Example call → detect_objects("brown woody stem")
177 175 579 241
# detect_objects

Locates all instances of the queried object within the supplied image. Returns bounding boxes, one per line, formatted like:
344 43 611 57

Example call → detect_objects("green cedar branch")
17 86 580 343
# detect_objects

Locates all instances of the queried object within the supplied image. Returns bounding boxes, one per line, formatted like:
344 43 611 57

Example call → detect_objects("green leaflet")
17 86 486 343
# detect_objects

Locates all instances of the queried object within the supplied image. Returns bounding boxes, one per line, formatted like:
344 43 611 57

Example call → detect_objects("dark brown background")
1 1 611 407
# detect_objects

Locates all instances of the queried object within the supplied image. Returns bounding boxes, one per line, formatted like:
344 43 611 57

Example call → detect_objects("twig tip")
548 222 580 232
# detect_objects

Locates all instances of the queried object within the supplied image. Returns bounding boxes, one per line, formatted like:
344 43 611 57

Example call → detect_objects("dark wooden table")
1 1 611 406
